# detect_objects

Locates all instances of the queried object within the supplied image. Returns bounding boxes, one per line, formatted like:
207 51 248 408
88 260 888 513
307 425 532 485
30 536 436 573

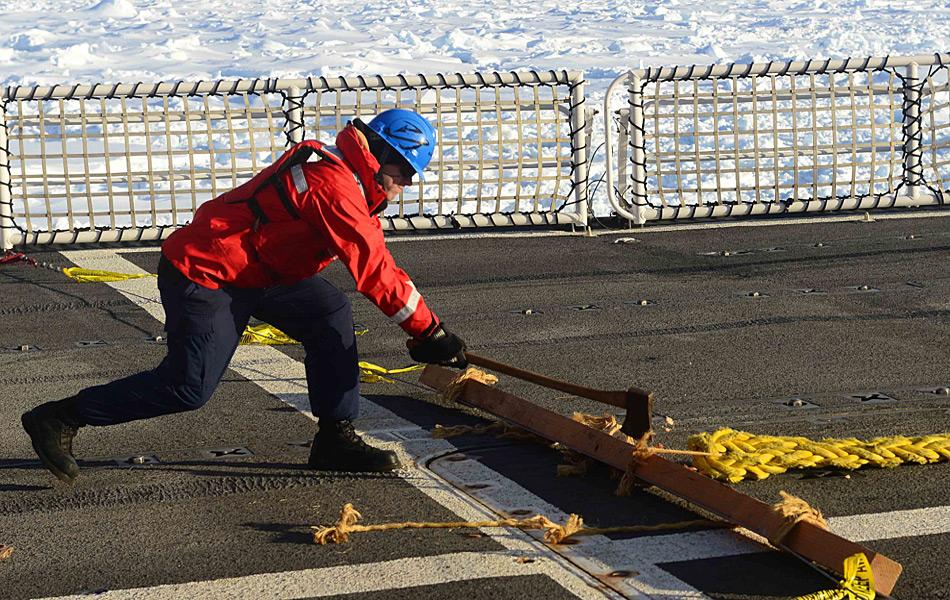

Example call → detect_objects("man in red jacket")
21 109 468 483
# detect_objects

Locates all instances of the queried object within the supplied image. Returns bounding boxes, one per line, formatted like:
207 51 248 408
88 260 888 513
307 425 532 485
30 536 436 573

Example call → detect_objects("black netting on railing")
624 54 949 217
296 70 586 230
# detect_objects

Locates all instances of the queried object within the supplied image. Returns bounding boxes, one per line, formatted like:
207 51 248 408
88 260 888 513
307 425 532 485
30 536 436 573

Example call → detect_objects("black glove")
407 323 468 368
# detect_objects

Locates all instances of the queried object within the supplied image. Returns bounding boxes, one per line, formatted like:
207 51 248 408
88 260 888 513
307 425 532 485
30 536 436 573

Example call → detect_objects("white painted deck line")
38 551 576 600
828 505 950 543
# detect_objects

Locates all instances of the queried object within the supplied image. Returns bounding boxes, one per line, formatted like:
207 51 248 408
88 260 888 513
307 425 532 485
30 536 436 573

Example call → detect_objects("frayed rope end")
312 503 362 545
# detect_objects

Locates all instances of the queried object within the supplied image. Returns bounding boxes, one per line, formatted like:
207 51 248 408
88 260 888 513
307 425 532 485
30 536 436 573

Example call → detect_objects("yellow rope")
62 267 156 282
794 553 875 600
311 503 725 545
0 545 12 561
689 428 950 483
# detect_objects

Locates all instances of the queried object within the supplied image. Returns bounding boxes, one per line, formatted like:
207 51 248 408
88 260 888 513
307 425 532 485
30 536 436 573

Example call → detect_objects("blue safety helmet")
367 109 437 181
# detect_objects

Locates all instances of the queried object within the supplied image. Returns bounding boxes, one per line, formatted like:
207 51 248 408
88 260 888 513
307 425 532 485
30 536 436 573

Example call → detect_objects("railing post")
616 107 630 199
284 85 305 147
902 62 923 202
569 75 589 230
629 73 648 225
0 103 15 250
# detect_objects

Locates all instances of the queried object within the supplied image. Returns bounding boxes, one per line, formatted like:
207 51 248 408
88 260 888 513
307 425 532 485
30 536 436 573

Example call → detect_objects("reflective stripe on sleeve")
390 283 421 324
291 164 308 194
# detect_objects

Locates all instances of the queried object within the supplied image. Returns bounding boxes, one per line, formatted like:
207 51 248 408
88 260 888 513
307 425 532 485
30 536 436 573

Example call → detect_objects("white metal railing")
605 54 949 224
0 70 589 248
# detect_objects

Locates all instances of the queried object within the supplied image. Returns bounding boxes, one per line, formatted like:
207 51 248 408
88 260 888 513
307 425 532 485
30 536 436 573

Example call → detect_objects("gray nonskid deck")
2 214 948 599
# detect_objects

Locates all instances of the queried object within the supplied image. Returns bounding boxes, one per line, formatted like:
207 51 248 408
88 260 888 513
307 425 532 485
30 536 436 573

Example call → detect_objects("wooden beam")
420 365 903 596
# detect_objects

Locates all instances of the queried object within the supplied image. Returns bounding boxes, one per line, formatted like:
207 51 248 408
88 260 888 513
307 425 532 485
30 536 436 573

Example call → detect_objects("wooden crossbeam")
420 365 902 596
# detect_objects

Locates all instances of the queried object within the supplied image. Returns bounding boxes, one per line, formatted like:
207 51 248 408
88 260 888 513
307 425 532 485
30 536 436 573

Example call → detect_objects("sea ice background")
1 0 947 220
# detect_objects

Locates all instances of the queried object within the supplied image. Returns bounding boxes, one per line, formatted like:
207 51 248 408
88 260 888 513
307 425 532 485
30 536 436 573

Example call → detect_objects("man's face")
378 163 414 201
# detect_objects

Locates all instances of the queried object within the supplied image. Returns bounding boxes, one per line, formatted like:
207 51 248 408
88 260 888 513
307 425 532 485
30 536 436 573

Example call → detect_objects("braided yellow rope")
311 503 724 545
689 428 950 483
0 545 12 561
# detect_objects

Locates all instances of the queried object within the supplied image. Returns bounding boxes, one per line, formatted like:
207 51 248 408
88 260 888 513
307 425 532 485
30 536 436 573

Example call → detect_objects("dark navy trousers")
72 256 361 426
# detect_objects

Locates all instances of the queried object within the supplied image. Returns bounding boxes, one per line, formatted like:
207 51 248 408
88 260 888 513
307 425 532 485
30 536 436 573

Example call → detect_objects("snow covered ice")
0 0 947 218
3 0 946 95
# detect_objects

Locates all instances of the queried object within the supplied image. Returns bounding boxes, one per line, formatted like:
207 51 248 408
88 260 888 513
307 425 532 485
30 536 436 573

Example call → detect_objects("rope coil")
689 428 950 482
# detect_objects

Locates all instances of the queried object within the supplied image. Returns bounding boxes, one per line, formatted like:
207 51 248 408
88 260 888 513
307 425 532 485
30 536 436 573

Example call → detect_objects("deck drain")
851 285 880 293
203 447 254 458
75 340 108 347
510 308 542 315
797 288 826 295
569 304 601 311
847 392 897 405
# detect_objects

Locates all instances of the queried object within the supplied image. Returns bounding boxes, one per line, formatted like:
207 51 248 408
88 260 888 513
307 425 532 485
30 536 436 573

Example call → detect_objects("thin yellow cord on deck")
311 503 724 545
0 545 12 561
689 428 950 482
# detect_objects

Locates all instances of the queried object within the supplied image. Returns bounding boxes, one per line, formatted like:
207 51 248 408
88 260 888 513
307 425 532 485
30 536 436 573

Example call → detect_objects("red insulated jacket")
161 125 439 338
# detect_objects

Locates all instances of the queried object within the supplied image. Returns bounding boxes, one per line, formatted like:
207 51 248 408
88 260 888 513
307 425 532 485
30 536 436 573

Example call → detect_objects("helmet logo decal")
389 122 430 150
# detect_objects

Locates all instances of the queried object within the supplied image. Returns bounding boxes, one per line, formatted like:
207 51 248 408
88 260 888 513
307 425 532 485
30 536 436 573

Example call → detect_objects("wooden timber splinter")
420 364 903 596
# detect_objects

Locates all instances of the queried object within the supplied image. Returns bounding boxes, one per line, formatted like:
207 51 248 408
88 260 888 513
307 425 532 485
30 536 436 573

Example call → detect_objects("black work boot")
307 420 401 473
21 398 83 483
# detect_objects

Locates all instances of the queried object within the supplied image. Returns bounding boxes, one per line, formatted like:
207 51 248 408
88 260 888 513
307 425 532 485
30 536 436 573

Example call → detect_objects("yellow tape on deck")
239 324 297 345
358 361 423 383
794 553 875 600
62 267 156 283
